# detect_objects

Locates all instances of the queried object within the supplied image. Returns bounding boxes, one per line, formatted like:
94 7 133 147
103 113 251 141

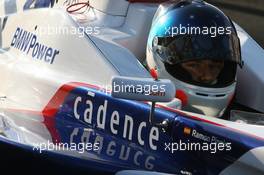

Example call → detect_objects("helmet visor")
153 34 242 66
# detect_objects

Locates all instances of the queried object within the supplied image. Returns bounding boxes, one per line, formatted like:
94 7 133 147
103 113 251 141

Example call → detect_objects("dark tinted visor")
164 60 237 88
153 34 242 66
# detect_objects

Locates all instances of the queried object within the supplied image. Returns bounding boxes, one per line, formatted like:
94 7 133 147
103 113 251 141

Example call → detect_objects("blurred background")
207 0 264 48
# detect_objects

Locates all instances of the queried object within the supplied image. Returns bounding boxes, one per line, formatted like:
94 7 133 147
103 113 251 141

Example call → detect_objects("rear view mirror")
111 76 175 102
111 76 176 129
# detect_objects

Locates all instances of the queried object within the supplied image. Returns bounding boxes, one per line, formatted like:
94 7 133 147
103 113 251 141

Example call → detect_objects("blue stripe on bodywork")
47 85 264 174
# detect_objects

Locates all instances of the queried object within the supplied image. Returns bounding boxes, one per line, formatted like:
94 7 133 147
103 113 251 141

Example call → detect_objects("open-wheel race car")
0 0 264 175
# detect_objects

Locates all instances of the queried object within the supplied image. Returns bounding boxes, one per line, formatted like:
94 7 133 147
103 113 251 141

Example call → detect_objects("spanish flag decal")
184 127 191 135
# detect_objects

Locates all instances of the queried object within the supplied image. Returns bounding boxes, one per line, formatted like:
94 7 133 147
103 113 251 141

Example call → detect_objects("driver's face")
181 60 224 85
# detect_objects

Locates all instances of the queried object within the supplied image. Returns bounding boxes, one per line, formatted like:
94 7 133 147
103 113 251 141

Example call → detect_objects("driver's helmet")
146 0 243 117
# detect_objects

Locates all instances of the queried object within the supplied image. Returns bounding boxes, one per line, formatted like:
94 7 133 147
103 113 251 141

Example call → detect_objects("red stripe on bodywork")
6 82 263 144
41 82 103 143
43 82 222 127
42 82 102 118
43 117 61 143
42 83 77 143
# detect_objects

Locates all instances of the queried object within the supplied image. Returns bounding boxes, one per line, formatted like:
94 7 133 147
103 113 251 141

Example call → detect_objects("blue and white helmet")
146 0 242 117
